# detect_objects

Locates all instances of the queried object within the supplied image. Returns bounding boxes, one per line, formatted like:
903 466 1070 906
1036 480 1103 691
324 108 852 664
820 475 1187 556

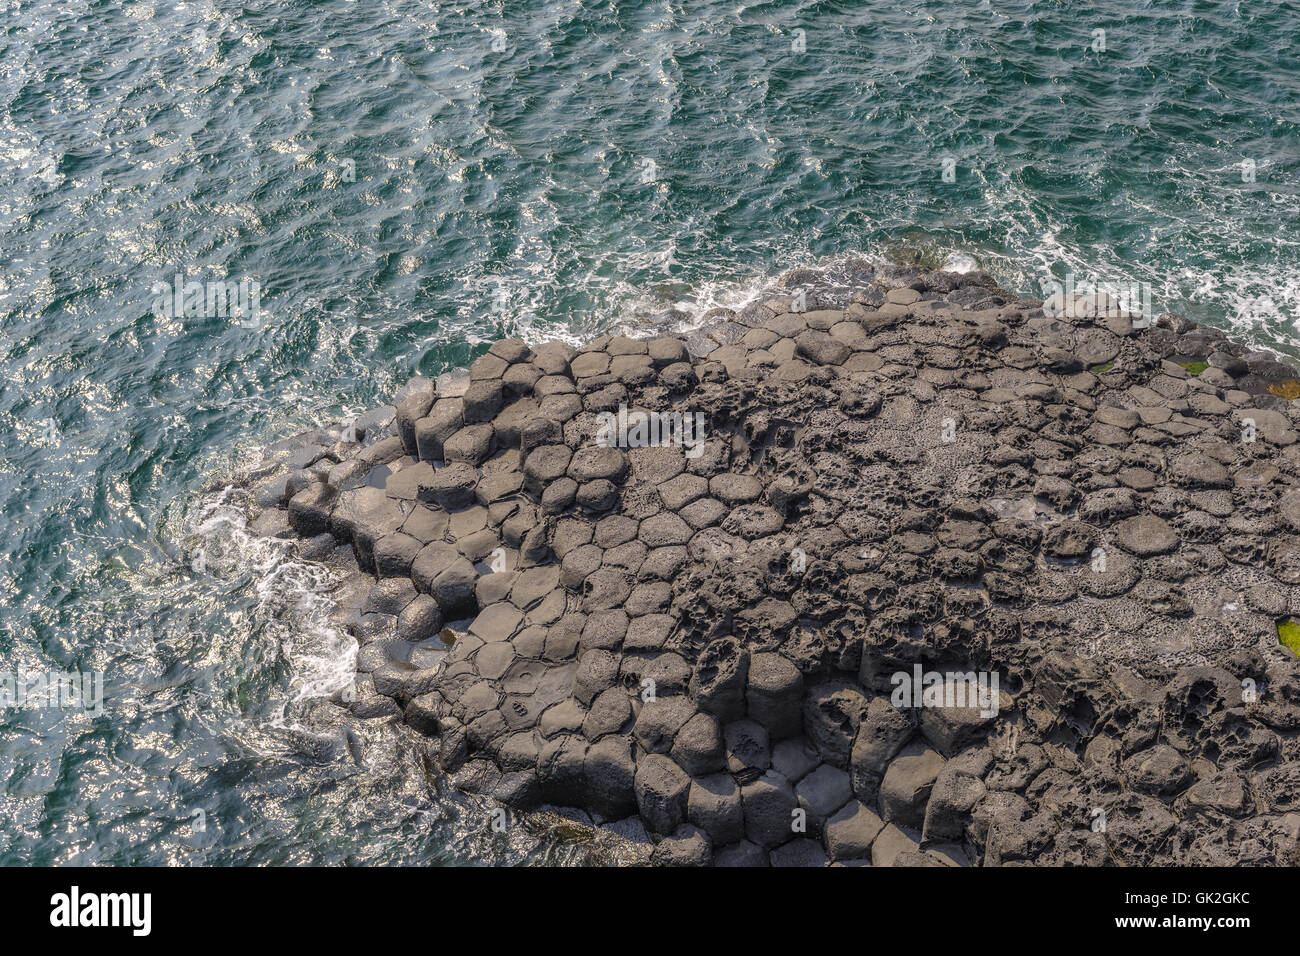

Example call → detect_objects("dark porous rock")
1041 521 1095 559
1123 744 1193 796
824 799 885 861
746 652 805 738
803 680 870 768
878 741 946 829
795 764 852 835
395 379 436 455
576 479 619 511
584 734 638 818
725 719 772 775
374 533 423 578
1250 761 1300 814
648 337 690 366
537 734 589 806
1103 794 1178 866
689 636 750 721
396 594 443 642
1114 513 1179 556
541 476 578 513
251 507 293 539
428 558 478 617
741 770 798 849
364 576 417 615
713 839 769 867
651 824 713 867
419 461 479 510
403 691 442 734
260 263 1300 866
352 689 401 720
687 772 744 845
288 482 337 536
633 695 696 754
795 330 851 367
1179 771 1252 818
442 423 495 465
635 753 691 834
298 532 337 561
922 749 991 842
574 649 620 706
918 679 999 756
462 379 504 423
489 337 532 365
769 838 828 867
851 698 916 779
523 444 573 494
568 445 629 484
771 736 822 783
415 400 464 461
669 711 726 775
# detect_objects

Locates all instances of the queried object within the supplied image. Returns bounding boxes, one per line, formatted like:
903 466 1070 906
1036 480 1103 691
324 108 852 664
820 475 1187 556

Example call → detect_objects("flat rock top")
251 261 1300 867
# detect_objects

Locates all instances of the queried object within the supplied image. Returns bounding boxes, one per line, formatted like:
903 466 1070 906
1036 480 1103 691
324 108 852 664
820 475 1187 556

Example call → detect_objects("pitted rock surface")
242 260 1300 867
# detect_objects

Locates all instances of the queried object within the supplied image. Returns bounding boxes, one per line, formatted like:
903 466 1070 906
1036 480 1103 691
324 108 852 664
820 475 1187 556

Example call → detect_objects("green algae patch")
1176 359 1209 374
1278 618 1300 656
1090 360 1114 373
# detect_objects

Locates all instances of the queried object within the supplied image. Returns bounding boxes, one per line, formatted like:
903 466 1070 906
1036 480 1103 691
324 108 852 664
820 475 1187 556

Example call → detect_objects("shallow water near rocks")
1 0 1299 864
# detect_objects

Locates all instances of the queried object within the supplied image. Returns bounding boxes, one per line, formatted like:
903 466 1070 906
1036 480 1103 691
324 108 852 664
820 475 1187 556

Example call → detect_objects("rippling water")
1 0 1298 864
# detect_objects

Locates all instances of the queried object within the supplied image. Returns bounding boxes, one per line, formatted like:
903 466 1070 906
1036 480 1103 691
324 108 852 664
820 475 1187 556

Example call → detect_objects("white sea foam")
189 488 356 710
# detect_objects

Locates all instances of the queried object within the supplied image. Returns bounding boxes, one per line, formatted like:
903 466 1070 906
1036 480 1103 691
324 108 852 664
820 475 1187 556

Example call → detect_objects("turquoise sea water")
1 0 1298 864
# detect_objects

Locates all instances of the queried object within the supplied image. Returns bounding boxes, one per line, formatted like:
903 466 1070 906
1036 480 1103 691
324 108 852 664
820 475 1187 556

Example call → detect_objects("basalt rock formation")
241 261 1300 866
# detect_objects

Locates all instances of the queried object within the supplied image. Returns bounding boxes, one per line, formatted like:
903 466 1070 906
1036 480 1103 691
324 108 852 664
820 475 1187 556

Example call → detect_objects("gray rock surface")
243 261 1300 866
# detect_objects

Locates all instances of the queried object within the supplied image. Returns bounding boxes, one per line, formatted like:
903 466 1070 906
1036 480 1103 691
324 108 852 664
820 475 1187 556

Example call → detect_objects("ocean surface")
1 0 1297 865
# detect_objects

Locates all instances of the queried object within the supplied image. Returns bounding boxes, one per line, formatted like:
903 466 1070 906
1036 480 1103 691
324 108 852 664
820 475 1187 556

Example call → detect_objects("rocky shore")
239 260 1300 866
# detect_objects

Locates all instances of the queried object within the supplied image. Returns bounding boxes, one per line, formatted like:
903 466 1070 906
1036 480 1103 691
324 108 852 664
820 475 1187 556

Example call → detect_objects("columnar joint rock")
251 261 1300 867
